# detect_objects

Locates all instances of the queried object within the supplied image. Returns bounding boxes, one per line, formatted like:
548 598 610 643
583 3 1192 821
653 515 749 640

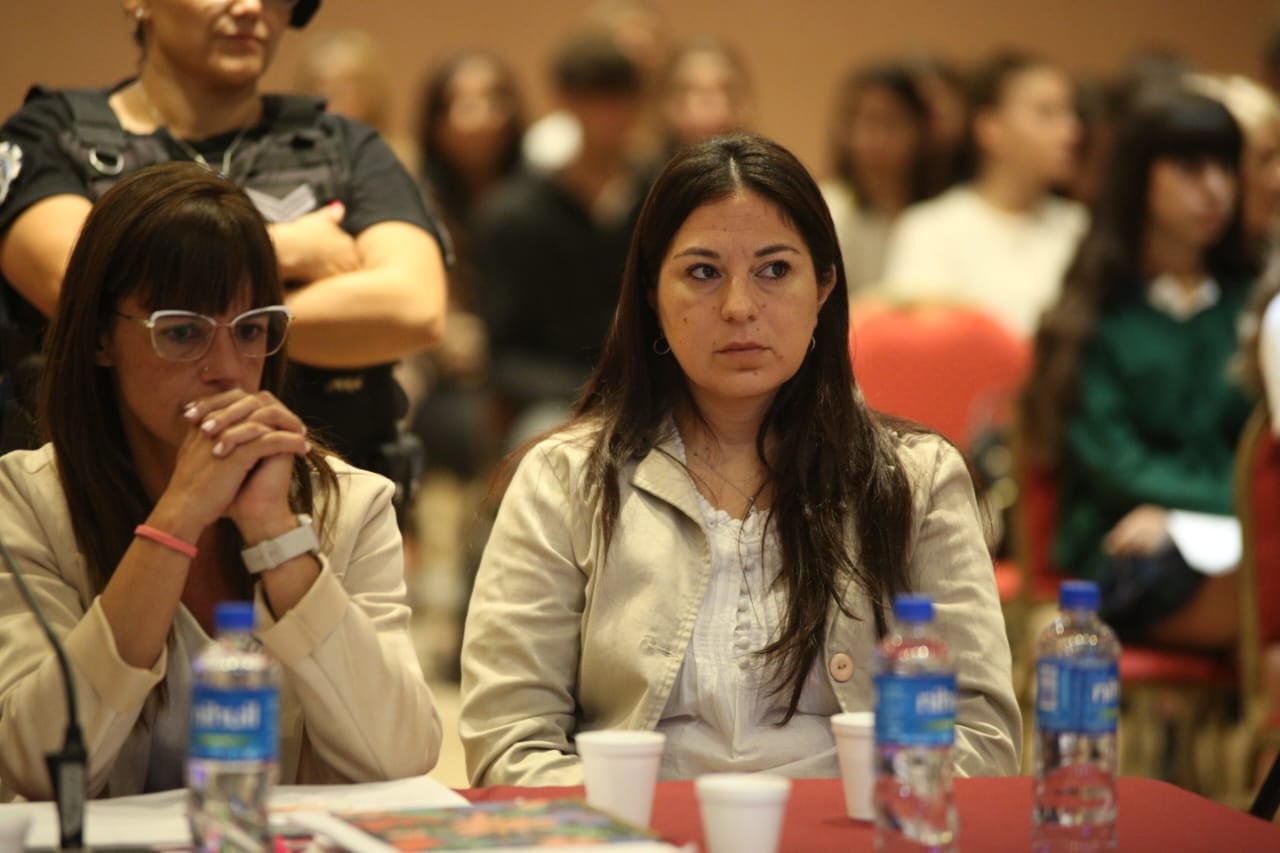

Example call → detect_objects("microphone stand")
0 539 86 849
1250 746 1280 821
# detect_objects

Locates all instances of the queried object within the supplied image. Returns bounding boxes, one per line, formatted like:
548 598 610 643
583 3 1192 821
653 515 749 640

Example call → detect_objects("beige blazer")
460 427 1021 786
0 445 440 801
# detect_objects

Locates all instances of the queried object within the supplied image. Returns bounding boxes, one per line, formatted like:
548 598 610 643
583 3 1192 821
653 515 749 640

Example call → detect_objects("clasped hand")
159 390 310 539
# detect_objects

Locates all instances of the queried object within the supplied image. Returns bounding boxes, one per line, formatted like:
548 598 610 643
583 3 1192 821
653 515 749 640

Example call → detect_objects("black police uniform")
0 81 449 508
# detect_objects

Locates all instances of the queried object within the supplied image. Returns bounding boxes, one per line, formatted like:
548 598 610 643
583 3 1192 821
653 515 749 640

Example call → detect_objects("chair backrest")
1236 405 1280 704
849 303 1030 447
1011 413 1067 606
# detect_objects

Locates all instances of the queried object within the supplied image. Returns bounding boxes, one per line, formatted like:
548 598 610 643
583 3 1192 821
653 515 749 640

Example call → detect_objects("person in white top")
881 51 1087 336
459 134 1018 787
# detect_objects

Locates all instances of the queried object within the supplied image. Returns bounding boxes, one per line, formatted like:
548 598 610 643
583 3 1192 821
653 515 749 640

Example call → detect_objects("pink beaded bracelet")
134 524 198 559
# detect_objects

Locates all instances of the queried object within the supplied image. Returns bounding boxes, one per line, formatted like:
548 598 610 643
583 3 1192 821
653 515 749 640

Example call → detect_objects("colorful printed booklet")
287 799 685 853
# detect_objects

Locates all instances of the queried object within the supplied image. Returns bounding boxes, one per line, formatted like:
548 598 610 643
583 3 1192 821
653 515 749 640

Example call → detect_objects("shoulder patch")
0 141 23 206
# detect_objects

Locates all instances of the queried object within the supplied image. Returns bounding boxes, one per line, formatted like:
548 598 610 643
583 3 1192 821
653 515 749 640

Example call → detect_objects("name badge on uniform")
0 142 23 207
245 184 318 223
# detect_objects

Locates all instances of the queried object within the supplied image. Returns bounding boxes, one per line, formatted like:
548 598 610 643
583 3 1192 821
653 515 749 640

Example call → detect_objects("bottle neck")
1061 606 1097 623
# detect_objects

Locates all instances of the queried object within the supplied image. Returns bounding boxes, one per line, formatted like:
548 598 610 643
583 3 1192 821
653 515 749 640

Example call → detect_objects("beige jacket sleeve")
0 452 168 800
254 466 442 784
459 444 588 787
904 436 1021 776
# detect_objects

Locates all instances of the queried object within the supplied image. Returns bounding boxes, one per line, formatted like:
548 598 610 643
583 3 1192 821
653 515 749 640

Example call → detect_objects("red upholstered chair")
1235 406 1280 768
849 304 1030 612
849 303 1030 446
1012 426 1236 789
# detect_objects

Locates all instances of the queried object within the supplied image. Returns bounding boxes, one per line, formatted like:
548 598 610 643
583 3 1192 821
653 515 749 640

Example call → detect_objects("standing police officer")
0 0 448 514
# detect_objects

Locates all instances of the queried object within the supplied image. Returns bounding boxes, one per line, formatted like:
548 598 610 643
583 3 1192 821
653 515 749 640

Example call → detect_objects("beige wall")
1 0 1272 173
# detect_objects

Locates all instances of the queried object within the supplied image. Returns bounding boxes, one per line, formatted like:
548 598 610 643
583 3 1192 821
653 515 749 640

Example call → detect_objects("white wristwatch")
240 514 318 575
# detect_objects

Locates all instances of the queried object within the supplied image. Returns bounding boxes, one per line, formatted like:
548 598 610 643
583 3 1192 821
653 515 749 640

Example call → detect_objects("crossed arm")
0 195 446 368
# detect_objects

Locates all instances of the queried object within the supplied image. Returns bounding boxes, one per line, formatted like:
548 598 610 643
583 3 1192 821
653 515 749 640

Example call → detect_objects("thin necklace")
135 83 250 177
688 446 765 506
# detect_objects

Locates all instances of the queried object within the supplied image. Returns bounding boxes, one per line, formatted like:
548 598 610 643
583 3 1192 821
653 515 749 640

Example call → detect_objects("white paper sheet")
1166 510 1242 575
1 774 467 848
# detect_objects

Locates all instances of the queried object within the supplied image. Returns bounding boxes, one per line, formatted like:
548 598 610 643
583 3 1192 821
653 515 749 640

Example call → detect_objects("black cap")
290 0 320 28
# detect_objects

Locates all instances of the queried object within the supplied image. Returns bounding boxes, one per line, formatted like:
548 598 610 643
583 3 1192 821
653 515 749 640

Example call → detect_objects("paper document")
2 774 466 849
1165 510 1241 576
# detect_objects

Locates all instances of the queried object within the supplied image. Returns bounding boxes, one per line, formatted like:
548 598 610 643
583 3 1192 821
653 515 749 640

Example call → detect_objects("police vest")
50 86 348 209
33 86 400 464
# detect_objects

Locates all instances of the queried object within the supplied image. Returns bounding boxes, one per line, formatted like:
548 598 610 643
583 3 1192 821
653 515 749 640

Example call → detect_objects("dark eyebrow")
672 247 720 260
755 244 801 257
671 244 802 260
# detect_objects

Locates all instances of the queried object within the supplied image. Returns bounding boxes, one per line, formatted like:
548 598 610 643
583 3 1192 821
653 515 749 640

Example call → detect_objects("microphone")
0 538 86 849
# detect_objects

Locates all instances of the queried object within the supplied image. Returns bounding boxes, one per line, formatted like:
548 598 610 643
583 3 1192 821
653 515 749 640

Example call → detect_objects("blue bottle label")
189 685 279 761
1036 658 1119 734
874 672 957 747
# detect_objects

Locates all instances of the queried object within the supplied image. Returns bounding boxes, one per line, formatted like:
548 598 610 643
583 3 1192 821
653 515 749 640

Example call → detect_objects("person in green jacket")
1023 88 1256 648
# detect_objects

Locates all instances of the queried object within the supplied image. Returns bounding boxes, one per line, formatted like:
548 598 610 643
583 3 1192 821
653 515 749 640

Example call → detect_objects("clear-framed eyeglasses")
115 306 293 362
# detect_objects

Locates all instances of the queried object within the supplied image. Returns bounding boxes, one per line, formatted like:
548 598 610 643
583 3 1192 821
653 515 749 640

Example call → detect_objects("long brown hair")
572 134 917 720
1022 89 1253 466
39 162 338 596
829 62 934 206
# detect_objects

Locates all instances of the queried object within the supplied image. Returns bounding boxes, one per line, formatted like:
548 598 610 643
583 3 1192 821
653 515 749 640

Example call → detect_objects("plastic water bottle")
1032 580 1120 852
187 602 280 853
874 594 958 852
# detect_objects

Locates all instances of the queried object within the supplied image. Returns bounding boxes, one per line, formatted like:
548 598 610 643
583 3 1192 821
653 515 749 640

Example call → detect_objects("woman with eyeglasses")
0 164 441 801
0 0 448 477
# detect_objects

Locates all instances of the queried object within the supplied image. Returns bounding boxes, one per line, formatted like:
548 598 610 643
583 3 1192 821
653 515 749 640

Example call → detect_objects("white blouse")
656 434 841 780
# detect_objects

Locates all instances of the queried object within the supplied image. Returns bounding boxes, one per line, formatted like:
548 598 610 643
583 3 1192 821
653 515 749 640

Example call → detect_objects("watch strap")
240 514 318 575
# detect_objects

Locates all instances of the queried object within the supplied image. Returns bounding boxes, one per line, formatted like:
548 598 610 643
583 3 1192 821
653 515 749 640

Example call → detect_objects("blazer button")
829 653 854 683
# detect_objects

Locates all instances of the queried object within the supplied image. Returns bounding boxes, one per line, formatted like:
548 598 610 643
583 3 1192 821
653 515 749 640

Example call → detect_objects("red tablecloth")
462 776 1280 851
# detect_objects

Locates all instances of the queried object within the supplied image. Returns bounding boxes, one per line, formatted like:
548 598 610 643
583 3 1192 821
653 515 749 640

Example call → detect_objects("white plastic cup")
0 812 31 853
695 773 791 853
576 730 666 827
831 711 875 821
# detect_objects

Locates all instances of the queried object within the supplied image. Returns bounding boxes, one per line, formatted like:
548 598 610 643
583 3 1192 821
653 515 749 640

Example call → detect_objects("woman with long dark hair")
405 52 525 478
418 51 525 240
459 134 1019 786
0 164 440 800
1023 89 1256 648
821 62 935 295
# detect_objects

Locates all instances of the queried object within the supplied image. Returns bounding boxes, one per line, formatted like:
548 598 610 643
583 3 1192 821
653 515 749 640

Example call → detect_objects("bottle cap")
893 594 933 623
1059 580 1099 611
214 601 255 633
